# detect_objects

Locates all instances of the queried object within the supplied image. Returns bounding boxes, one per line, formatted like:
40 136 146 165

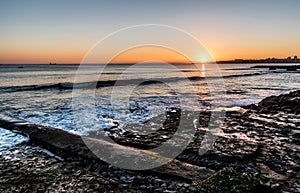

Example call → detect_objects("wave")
0 76 204 93
1 70 296 93
220 71 270 78
0 83 65 92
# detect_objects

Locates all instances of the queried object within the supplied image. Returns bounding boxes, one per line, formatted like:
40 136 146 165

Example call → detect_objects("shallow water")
0 63 299 150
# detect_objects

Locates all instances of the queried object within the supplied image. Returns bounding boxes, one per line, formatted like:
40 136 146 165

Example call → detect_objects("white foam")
0 128 29 151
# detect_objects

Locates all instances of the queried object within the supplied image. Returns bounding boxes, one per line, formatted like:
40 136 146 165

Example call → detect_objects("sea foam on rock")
244 90 300 114
1 90 300 192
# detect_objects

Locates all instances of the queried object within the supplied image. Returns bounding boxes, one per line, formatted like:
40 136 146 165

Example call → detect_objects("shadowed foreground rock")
1 90 300 192
0 145 200 192
0 113 214 183
244 90 300 114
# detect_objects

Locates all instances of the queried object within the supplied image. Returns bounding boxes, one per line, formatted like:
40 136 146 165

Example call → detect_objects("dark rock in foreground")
194 169 273 193
0 113 214 183
244 90 300 114
1 90 300 192
0 145 197 192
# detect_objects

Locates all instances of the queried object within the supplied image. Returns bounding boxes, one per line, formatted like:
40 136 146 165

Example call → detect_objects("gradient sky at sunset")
1 0 300 64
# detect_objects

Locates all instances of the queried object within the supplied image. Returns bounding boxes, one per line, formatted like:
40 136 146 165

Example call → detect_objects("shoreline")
0 90 299 192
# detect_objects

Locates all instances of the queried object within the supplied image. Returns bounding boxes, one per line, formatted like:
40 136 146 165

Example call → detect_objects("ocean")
0 63 299 150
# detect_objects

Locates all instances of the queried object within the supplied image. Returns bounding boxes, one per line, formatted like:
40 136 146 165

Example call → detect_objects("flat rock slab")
0 113 214 182
0 145 197 192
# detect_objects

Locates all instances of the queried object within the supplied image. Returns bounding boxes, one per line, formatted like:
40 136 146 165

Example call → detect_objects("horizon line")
1 55 299 65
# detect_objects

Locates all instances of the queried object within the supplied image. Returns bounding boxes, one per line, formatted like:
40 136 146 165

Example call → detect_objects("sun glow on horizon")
109 46 192 64
197 55 212 64
1 1 300 64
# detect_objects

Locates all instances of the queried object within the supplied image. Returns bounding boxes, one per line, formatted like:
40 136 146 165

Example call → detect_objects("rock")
193 169 273 193
243 90 300 114
0 113 214 182
1 90 300 192
286 170 297 183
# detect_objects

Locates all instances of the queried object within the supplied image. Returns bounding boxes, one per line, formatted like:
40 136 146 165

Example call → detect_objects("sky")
1 0 300 64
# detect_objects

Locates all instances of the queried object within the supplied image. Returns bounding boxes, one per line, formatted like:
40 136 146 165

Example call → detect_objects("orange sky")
110 46 192 64
1 36 299 64
1 37 299 64
1 29 299 64
1 1 300 64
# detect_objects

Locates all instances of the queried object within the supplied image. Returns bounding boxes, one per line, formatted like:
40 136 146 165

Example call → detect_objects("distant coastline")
1 56 300 65
217 55 300 64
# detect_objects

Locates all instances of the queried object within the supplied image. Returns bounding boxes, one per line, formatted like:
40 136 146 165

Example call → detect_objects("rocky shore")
0 90 299 192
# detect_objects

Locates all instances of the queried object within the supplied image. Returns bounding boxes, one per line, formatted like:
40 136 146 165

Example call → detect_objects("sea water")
0 63 299 150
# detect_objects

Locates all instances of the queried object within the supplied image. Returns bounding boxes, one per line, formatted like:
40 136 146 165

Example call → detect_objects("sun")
198 55 210 63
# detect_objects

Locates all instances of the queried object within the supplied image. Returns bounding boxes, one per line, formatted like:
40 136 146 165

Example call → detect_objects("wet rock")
244 90 300 114
193 169 273 193
1 90 300 192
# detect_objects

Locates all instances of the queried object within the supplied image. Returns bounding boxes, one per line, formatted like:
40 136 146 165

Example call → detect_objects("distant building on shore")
234 59 244 62
294 56 298 61
218 55 300 64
